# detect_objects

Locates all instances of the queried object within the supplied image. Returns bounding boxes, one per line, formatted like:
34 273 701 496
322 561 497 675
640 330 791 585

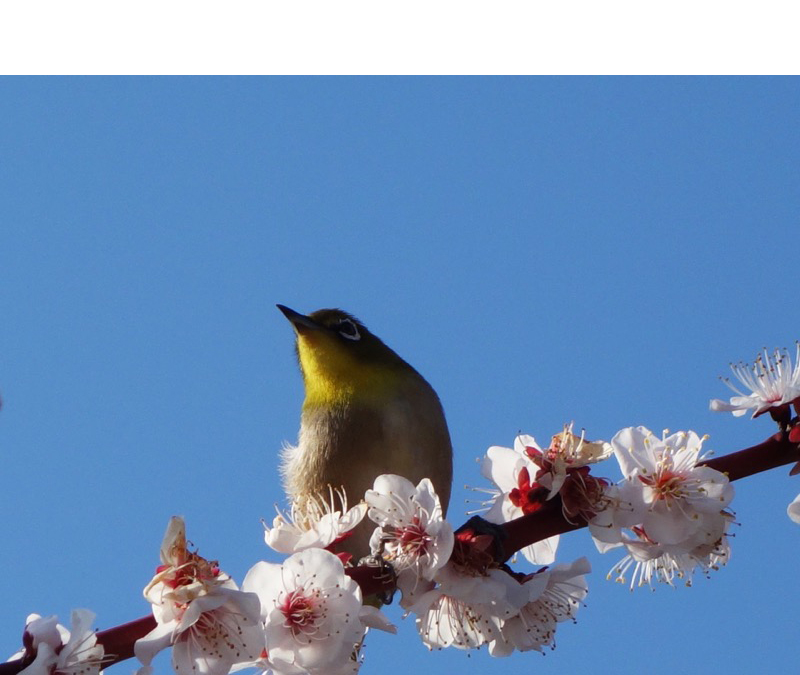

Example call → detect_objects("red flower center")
509 467 548 514
280 590 321 636
397 516 430 555
157 554 221 589
639 470 685 502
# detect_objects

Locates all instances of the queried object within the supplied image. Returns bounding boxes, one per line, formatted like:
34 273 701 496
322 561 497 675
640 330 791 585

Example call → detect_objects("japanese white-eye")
278 305 453 560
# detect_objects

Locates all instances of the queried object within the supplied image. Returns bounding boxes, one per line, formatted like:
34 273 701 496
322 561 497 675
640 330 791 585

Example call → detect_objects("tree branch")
2 431 797 674
497 430 800 564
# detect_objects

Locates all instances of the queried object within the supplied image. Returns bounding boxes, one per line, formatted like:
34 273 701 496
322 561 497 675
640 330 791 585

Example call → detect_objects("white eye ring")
337 319 361 341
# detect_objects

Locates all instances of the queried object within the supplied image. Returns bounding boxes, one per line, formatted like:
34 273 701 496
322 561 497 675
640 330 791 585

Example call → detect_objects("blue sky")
1 77 799 675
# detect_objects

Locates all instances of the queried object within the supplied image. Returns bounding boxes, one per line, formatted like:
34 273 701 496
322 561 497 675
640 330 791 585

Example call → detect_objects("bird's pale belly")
282 398 452 560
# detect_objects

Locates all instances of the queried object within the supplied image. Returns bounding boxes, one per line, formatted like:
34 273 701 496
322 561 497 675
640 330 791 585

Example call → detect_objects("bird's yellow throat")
296 333 406 408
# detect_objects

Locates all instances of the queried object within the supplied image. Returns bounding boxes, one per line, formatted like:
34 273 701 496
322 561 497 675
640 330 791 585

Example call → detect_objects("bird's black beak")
277 304 321 334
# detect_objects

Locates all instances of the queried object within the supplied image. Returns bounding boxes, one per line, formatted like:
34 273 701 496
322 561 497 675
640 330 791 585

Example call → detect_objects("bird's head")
277 305 418 407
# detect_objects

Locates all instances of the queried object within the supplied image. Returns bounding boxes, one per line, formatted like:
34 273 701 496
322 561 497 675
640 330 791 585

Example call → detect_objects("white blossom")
243 548 395 675
365 474 453 581
408 556 589 656
479 435 560 564
589 427 734 589
532 423 611 498
264 487 367 555
8 610 104 675
135 517 264 675
492 557 590 655
606 512 733 589
612 427 732 542
409 562 525 651
710 344 800 418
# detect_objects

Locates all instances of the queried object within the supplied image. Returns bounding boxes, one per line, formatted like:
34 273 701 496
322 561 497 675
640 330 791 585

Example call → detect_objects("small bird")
277 304 453 561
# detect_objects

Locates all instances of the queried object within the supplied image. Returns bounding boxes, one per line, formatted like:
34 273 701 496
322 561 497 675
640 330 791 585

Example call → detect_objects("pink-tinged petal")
267 530 304 553
55 610 103 675
482 497 507 524
20 614 66 654
142 518 265 675
709 398 749 414
640 510 695 546
265 490 366 555
171 608 264 675
415 592 504 651
366 474 419 527
488 634 515 657
367 473 452 580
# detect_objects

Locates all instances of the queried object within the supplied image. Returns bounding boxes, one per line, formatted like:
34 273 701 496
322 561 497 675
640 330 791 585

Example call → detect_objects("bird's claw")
357 553 397 605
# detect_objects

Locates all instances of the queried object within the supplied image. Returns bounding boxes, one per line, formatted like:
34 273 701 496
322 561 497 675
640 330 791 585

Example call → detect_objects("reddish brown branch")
97 616 157 668
2 432 798 674
0 616 158 675
498 498 585 563
498 430 800 563
0 660 24 674
0 656 28 674
700 431 798 480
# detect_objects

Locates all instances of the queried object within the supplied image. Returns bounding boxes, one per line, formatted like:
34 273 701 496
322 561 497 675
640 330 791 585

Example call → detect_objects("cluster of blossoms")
135 508 395 675
478 423 611 564
588 427 734 589
408 552 589 655
7 341 799 675
135 517 264 675
478 422 737 590
132 473 590 674
363 474 590 655
5 476 589 675
255 473 590 661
